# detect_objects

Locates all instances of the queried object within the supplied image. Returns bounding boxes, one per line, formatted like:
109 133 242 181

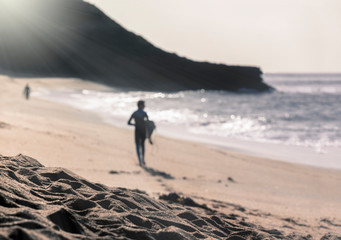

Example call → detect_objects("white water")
33 73 341 170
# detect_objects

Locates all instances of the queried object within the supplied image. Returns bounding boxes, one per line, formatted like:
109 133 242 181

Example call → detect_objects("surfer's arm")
127 114 135 126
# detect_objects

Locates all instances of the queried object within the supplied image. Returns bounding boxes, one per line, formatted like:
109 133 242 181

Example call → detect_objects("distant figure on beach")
128 100 150 166
23 84 31 100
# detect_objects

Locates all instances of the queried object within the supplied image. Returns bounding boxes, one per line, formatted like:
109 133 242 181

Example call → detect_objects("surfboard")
146 120 156 139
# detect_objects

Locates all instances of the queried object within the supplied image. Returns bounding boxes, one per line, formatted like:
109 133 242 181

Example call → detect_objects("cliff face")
0 0 272 92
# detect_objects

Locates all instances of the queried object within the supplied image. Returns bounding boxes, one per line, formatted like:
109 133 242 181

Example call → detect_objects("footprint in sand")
0 122 10 129
0 154 332 240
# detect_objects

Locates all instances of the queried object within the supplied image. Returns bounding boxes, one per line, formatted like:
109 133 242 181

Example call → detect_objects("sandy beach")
1 76 340 238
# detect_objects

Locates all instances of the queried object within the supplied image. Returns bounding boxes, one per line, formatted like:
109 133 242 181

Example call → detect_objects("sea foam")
33 73 341 169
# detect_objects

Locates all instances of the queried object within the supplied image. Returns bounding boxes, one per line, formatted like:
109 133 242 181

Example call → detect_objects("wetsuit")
128 109 148 165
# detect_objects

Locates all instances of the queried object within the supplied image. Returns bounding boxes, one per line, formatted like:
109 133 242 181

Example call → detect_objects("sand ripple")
0 154 339 239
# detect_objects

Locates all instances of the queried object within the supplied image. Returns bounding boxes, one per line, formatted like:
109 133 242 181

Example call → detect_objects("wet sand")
0 76 340 238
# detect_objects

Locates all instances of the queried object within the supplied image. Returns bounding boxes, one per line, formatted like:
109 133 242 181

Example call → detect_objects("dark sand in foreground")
1 154 340 239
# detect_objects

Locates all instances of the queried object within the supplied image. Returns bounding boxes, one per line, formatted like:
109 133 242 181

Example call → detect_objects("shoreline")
33 78 341 171
1 76 341 237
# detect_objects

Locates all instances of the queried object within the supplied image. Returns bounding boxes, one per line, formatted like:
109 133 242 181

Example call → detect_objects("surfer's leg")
141 134 146 165
136 144 142 165
141 142 145 165
135 131 142 165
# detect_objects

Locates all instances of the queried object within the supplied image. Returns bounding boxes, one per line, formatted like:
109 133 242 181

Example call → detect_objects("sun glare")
0 0 85 72
0 0 40 18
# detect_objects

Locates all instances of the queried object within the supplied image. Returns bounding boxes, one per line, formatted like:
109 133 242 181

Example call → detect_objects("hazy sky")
86 0 341 73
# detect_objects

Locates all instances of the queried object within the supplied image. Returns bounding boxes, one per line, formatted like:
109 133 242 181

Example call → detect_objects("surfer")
128 100 152 166
23 84 31 100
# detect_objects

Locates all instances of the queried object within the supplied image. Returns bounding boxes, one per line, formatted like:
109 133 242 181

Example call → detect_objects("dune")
2 154 338 240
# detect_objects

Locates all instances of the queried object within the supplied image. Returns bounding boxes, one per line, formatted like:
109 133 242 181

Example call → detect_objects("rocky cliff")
0 0 272 92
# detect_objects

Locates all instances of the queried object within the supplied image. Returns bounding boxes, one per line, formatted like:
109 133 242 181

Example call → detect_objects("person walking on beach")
23 84 30 100
128 100 150 166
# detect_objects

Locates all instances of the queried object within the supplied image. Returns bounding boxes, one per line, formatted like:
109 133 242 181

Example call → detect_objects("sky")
85 0 341 73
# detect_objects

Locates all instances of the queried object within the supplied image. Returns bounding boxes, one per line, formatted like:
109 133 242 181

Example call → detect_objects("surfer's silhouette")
128 100 153 166
23 84 31 100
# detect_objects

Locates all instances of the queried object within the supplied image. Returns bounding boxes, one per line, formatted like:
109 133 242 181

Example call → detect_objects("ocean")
34 73 341 169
